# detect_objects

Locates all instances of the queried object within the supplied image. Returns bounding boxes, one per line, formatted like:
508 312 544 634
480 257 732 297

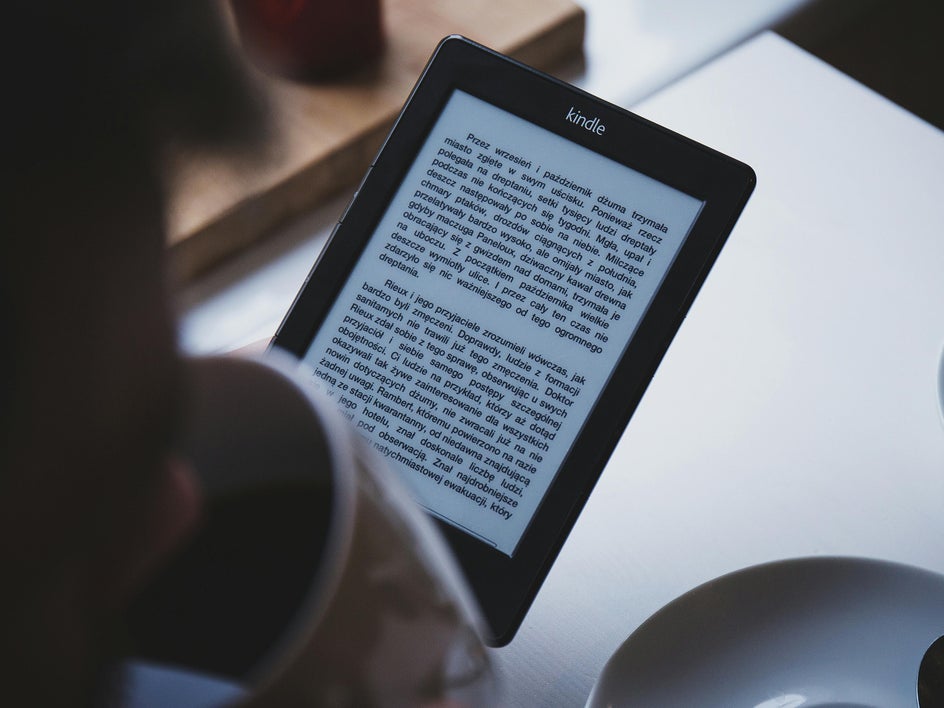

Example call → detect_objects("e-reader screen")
300 89 703 556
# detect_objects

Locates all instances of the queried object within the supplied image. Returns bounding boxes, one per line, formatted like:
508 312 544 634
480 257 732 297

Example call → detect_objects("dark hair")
1 0 268 472
1 5 271 704
3 1 266 166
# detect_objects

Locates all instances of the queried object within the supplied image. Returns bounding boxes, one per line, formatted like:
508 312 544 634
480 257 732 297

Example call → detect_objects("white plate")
586 557 944 708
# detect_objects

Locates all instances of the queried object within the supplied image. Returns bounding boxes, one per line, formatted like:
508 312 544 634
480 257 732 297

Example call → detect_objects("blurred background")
778 0 942 130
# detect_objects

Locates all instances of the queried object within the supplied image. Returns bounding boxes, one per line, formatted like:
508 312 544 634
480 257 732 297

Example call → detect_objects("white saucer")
586 557 944 708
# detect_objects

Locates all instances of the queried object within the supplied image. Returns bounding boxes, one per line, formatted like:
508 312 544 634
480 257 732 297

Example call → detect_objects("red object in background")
231 0 384 80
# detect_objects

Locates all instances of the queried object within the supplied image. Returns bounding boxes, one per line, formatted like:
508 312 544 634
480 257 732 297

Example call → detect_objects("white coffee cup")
121 351 496 707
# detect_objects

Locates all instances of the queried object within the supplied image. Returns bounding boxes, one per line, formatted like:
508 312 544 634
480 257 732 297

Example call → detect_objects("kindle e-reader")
273 36 755 645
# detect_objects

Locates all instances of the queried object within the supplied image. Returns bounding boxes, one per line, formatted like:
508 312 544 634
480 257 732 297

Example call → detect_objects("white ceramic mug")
121 351 496 707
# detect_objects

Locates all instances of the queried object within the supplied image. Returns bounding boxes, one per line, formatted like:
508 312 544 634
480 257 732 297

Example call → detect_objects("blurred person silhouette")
1 2 268 705
1 2 497 705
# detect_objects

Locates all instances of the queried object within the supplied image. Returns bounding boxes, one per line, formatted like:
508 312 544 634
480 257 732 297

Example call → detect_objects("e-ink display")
303 90 703 555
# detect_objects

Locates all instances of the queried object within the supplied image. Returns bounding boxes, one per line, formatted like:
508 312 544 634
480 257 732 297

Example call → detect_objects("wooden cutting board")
167 0 585 282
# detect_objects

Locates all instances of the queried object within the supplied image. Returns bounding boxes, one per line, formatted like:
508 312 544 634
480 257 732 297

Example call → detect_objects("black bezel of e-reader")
273 36 755 646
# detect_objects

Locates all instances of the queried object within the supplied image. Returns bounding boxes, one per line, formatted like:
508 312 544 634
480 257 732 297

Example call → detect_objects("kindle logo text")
565 106 606 135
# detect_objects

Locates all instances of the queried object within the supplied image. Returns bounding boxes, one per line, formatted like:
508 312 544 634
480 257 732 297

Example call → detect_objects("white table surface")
178 15 944 707
492 32 944 706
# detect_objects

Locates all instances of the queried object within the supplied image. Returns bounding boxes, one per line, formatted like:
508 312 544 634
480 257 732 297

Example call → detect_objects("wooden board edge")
169 120 390 284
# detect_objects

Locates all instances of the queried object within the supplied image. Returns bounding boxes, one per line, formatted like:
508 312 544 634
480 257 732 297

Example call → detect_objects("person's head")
1 3 265 704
